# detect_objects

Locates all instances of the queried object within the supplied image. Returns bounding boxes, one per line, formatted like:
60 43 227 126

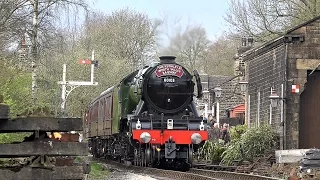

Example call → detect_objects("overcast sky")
89 0 231 44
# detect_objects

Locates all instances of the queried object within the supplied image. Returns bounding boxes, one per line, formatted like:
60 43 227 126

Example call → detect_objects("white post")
257 91 260 127
280 83 284 150
269 104 272 125
269 87 273 125
58 50 98 117
204 103 208 118
90 50 95 83
61 64 67 113
248 95 250 128
280 84 284 124
212 105 214 117
217 101 220 127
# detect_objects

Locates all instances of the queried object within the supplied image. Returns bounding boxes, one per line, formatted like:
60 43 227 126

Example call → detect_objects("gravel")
87 159 165 180
107 171 159 180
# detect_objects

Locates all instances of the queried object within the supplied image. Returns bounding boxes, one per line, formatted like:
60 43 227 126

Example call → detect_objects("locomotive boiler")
85 56 208 170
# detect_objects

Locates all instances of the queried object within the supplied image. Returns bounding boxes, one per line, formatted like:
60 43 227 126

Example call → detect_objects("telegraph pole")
58 50 98 116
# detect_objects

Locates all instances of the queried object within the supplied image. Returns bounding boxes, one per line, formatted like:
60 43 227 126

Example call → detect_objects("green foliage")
220 140 243 165
230 124 247 141
0 133 31 144
0 72 33 116
19 105 55 117
221 124 279 165
74 156 83 163
37 8 160 117
0 60 35 117
197 140 227 164
89 162 109 178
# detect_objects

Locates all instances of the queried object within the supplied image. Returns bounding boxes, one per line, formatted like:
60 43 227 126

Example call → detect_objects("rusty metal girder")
0 117 83 132
0 142 88 157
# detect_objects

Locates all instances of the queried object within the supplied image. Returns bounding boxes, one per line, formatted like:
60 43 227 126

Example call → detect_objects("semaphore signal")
78 59 99 67
78 59 91 64
58 50 99 116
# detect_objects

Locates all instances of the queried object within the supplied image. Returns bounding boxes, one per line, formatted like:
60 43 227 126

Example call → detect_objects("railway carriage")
85 56 208 170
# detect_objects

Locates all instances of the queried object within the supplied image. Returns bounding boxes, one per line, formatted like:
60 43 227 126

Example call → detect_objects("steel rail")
95 158 283 180
96 158 217 180
189 168 283 180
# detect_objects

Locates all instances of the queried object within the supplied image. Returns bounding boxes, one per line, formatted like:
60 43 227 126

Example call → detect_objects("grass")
88 162 110 179
75 157 110 179
74 156 83 163
90 163 109 177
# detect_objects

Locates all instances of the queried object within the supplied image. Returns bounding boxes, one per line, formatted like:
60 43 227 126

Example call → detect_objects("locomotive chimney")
159 56 176 63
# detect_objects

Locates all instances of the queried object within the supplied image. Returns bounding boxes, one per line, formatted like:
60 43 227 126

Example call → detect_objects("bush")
221 124 278 165
197 140 226 164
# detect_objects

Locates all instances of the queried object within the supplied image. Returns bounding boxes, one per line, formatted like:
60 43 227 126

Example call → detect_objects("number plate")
163 78 175 83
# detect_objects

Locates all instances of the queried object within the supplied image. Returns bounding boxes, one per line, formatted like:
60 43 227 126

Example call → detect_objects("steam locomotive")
85 56 208 170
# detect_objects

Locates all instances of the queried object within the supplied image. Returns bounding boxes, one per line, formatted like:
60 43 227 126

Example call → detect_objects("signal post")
58 50 99 116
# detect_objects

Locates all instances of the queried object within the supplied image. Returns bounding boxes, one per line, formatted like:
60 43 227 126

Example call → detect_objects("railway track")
95 158 283 180
95 158 216 180
189 168 282 180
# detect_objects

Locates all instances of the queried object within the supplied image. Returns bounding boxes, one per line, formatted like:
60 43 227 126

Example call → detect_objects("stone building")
197 74 244 123
239 16 320 149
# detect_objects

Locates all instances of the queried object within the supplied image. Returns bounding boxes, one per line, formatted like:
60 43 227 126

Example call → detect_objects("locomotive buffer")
0 103 89 180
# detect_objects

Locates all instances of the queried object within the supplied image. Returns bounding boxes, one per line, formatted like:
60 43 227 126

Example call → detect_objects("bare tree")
162 25 211 72
29 0 90 105
0 0 89 105
225 0 320 42
38 8 161 116
0 0 89 106
84 8 161 69
205 34 239 76
0 1 29 52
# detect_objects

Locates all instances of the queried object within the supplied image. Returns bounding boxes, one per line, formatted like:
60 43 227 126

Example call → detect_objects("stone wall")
242 16 320 149
285 18 320 149
208 75 244 119
197 75 244 120
244 43 286 146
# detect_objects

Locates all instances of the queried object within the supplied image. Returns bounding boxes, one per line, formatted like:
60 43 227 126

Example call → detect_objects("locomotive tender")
85 56 208 170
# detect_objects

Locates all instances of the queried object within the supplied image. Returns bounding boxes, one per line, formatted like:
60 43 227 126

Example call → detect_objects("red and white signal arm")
292 84 300 93
78 59 92 65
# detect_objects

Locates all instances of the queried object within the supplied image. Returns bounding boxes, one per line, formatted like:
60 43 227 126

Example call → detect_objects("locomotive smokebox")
159 56 176 63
